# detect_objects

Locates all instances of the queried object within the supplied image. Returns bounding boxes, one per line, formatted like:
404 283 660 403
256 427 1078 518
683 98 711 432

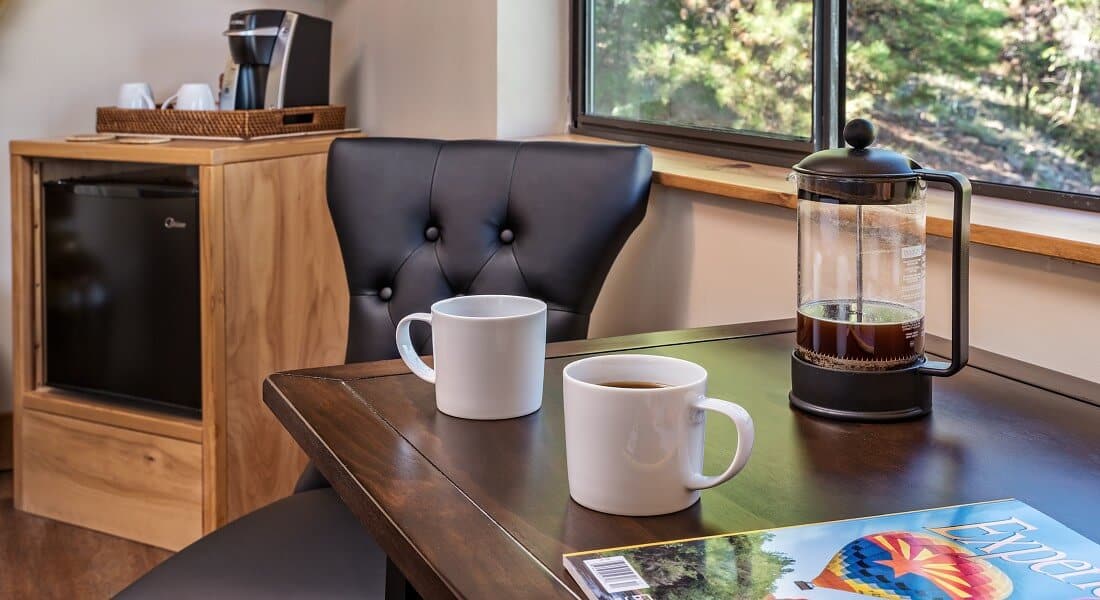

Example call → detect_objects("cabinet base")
789 352 932 422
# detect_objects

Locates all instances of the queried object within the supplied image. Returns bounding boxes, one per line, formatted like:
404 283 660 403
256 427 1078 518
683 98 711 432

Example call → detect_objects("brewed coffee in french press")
789 119 972 421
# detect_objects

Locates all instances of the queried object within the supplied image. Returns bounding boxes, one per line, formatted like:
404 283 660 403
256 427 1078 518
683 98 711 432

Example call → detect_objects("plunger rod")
855 206 864 322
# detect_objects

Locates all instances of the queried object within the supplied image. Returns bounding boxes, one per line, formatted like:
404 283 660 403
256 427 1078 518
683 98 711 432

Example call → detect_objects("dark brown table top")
264 319 1100 599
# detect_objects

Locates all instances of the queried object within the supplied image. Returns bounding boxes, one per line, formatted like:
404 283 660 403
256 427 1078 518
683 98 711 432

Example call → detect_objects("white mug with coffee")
117 83 155 109
396 295 547 420
563 354 755 516
161 83 216 111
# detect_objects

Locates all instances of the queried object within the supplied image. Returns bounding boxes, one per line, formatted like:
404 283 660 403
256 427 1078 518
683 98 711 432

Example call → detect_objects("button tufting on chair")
327 138 653 363
379 287 393 301
425 226 440 241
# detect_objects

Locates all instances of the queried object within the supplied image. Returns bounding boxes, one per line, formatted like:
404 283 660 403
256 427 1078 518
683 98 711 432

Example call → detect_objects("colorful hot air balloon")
801 531 1013 600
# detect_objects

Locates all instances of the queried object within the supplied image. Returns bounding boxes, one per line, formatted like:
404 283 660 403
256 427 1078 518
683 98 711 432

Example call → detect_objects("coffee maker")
788 119 972 421
219 9 332 110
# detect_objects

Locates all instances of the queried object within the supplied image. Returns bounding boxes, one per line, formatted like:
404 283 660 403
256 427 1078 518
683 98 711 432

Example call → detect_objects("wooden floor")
0 470 171 599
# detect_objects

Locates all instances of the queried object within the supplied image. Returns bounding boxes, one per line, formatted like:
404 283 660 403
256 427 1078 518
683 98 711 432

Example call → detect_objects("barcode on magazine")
583 556 649 593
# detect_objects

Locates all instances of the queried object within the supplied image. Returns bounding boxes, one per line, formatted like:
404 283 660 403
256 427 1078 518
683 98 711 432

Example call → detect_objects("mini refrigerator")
43 178 202 413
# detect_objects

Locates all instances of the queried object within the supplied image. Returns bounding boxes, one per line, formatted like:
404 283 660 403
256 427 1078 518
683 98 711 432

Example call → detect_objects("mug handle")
684 398 755 491
140 90 155 109
396 313 435 383
160 93 178 110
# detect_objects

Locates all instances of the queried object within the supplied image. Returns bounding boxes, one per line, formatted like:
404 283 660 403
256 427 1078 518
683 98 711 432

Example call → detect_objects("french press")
788 119 972 421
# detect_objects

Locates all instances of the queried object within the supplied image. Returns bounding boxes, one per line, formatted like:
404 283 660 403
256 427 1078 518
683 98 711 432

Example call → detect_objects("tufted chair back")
326 138 653 363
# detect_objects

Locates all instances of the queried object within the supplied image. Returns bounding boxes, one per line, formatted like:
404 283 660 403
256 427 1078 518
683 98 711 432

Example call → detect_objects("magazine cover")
563 500 1100 600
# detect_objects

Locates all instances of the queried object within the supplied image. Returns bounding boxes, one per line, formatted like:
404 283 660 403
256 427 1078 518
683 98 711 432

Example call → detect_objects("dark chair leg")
385 557 422 600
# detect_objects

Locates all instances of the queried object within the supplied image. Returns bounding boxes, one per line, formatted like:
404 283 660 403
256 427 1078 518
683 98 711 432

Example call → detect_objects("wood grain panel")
536 134 1100 265
363 333 1100 597
267 323 1100 599
23 387 201 443
10 134 357 166
927 202 1100 264
223 154 349 520
199 165 228 532
10 155 34 504
20 409 202 551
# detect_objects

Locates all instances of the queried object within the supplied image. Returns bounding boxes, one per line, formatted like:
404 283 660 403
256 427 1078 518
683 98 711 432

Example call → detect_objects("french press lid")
792 119 922 205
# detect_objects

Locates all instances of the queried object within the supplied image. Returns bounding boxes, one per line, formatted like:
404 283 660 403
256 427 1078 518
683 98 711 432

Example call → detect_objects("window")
575 0 817 165
589 0 814 140
573 0 1100 210
848 1 1100 203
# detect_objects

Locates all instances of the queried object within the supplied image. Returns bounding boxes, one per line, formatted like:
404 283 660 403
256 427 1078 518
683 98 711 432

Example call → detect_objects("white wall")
0 0 331 411
496 0 570 138
328 0 568 138
328 0 498 138
591 187 797 336
590 187 1100 383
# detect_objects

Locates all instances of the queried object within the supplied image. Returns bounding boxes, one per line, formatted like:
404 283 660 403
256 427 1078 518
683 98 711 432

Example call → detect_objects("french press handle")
914 169 971 377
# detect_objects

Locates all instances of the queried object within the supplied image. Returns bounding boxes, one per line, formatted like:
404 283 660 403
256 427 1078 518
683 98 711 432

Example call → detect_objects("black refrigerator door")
44 181 201 413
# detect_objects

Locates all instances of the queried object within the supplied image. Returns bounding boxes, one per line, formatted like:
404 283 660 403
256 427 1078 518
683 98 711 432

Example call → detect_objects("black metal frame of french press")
569 0 1099 213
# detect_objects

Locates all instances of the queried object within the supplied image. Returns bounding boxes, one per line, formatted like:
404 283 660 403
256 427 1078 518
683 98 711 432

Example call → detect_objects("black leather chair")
118 138 652 599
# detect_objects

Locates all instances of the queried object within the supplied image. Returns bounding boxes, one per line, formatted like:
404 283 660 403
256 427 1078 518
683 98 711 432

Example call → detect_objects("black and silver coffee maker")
218 9 332 110
788 119 972 422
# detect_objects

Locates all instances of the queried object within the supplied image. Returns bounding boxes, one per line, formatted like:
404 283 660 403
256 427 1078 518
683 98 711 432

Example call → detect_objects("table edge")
276 318 1098 406
283 319 797 381
263 376 582 599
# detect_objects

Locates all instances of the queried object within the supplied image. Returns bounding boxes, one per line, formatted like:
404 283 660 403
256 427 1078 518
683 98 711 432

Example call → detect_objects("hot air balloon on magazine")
797 531 1013 599
562 500 1100 600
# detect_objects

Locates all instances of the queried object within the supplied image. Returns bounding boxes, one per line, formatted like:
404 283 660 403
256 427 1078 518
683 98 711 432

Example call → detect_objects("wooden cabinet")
8 136 353 549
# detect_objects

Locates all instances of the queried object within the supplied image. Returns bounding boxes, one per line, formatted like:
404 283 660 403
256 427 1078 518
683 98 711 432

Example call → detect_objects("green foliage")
591 0 1098 194
592 0 813 138
848 0 1006 104
626 533 795 598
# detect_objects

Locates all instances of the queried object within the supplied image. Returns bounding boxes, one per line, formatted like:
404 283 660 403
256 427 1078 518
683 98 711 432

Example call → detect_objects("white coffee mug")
162 83 216 111
117 82 155 109
396 295 547 420
563 354 755 516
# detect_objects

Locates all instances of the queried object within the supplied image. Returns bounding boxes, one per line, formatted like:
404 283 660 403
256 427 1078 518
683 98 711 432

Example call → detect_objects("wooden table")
263 320 1100 599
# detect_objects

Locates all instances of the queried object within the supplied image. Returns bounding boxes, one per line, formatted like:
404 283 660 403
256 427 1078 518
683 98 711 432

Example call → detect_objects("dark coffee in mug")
796 299 924 371
598 381 670 389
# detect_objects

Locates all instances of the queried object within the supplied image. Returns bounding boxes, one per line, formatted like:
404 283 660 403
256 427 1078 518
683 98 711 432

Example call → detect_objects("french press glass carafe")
789 119 971 421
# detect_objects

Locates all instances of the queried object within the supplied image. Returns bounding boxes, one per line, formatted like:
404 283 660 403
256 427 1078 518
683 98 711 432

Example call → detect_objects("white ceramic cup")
117 82 155 109
396 295 547 420
162 83 216 110
562 354 755 516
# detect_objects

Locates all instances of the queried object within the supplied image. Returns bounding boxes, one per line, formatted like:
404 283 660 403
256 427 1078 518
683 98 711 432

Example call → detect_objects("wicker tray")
96 105 345 140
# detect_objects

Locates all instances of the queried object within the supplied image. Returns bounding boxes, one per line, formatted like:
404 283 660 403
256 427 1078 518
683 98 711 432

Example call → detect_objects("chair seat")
116 488 385 599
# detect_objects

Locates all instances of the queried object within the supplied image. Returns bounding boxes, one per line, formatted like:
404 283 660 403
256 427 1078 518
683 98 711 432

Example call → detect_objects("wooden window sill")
536 134 1100 266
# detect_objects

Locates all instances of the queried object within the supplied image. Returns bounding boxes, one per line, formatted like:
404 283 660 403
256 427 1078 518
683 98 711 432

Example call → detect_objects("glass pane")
589 0 814 140
847 0 1100 196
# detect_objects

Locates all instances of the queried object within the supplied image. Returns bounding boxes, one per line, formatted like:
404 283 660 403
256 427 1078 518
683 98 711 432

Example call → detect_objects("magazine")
563 499 1100 599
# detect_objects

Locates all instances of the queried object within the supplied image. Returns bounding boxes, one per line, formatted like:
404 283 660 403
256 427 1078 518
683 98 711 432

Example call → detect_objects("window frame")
570 0 1100 212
